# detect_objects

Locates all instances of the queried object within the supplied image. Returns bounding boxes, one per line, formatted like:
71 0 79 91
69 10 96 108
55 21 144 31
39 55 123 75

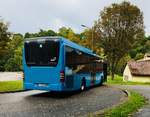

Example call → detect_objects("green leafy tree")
129 36 150 59
4 47 23 71
116 55 131 75
24 29 57 38
94 1 144 79
80 28 103 55
4 34 23 71
38 29 57 37
0 20 11 71
24 32 30 38
58 27 81 43
129 50 137 58
145 40 150 52
135 53 144 60
6 34 23 57
58 27 69 38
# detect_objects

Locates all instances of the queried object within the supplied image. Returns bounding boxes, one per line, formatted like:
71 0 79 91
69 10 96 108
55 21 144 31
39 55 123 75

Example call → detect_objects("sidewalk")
0 72 23 81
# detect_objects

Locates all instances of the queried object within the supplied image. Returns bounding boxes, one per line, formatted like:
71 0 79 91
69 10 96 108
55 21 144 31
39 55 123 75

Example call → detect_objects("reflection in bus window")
65 46 103 73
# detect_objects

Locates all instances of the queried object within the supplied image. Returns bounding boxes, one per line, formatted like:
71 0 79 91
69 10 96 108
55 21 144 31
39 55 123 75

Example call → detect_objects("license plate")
37 84 48 87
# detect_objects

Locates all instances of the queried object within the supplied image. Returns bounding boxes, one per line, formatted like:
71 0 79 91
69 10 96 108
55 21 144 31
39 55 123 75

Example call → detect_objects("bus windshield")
25 40 60 66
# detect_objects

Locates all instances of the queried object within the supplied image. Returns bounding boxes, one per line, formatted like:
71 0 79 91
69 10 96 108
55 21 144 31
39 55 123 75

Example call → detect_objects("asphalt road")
0 85 125 117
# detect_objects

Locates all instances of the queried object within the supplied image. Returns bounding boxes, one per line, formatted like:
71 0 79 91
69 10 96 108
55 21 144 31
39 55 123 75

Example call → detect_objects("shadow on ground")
25 84 106 99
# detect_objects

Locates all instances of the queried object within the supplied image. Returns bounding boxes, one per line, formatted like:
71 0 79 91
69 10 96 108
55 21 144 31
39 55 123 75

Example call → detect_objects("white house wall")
123 65 150 82
123 65 132 81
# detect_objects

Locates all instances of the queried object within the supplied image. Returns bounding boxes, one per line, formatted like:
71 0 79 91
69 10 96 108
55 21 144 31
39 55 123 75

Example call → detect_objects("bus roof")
25 36 100 59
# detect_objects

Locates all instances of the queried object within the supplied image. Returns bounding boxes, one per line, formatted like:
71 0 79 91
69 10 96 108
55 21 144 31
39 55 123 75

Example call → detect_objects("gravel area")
0 72 22 81
0 85 125 117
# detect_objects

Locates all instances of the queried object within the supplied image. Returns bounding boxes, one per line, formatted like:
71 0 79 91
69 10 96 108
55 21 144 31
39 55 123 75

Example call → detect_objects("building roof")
128 60 150 76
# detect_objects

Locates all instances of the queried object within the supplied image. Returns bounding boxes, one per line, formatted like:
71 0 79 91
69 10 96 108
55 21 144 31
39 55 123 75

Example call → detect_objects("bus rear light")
22 72 25 81
60 70 65 82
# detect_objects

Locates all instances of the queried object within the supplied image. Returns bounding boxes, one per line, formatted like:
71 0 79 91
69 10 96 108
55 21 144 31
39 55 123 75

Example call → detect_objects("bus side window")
72 65 77 70
65 67 73 76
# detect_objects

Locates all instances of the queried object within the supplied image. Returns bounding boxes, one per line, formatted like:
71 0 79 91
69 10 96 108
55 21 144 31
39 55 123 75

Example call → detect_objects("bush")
4 47 23 71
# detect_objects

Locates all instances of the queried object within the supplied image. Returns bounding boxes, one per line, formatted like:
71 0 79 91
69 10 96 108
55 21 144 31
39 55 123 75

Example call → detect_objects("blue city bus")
23 36 107 91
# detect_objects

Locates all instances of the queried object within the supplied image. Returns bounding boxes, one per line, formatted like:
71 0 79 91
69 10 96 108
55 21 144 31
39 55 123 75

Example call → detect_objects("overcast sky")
0 0 150 35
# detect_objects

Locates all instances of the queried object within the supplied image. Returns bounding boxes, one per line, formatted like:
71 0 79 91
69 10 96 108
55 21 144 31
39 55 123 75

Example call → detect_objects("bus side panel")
65 72 104 91
73 74 81 90
84 73 92 87
63 71 105 91
72 73 92 90
65 74 81 91
64 73 91 91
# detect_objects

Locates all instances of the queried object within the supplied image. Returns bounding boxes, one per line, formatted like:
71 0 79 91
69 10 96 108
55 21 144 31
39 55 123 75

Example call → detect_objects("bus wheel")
81 79 86 91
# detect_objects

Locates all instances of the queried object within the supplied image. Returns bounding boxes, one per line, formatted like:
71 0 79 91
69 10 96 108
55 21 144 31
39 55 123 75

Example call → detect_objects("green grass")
0 80 23 93
101 91 146 117
106 75 150 85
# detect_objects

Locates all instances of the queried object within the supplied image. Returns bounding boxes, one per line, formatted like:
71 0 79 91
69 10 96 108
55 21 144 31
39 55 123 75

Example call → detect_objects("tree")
58 27 81 43
24 29 57 38
58 27 69 38
116 54 131 75
0 20 11 71
134 53 144 60
94 1 144 79
4 46 23 71
4 34 23 71
145 40 150 52
38 29 57 37
24 32 30 38
129 36 150 59
80 28 103 55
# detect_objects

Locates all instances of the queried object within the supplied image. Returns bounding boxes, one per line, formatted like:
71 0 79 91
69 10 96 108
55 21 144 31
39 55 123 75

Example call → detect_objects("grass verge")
91 91 147 117
106 75 150 85
102 91 146 117
0 80 23 93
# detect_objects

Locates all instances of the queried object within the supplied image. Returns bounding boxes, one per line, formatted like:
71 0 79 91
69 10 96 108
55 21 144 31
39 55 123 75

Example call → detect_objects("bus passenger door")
65 66 74 88
65 46 75 89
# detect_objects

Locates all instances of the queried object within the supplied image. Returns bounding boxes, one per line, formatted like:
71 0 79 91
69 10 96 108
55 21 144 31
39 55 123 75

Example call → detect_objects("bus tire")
81 78 86 91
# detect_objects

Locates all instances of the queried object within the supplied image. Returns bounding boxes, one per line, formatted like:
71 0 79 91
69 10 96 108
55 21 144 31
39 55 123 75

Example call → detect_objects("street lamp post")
81 25 94 51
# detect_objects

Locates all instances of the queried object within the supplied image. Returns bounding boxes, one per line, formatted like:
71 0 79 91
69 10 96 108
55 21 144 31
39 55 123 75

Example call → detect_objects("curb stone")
0 90 29 94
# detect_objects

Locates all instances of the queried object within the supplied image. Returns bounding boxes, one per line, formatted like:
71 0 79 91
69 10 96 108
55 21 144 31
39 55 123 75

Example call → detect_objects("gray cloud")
0 0 149 35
